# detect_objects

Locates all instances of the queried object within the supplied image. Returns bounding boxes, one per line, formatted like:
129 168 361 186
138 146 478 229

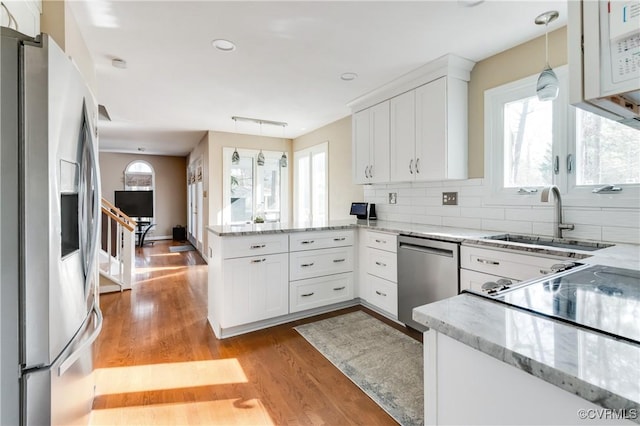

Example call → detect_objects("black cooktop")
492 265 640 344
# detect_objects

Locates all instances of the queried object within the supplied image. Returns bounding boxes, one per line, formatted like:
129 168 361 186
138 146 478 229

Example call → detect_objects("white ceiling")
69 0 567 157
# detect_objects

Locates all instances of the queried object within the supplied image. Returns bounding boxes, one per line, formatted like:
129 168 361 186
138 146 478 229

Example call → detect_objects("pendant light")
279 124 287 168
257 122 265 166
535 10 559 101
231 117 240 164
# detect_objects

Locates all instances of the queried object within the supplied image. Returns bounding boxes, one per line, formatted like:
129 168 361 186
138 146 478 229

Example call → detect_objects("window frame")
123 160 155 221
294 141 329 224
484 66 639 208
222 147 289 225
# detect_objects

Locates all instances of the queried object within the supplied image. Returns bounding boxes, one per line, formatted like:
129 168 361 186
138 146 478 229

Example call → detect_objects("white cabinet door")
415 77 447 181
222 253 289 328
368 275 398 317
289 247 353 281
1 0 41 37
390 90 416 182
370 101 390 183
352 108 371 184
290 272 353 313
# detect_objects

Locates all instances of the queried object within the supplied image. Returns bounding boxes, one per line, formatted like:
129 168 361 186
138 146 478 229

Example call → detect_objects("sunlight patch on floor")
90 398 275 425
146 252 182 257
95 359 248 396
135 266 187 274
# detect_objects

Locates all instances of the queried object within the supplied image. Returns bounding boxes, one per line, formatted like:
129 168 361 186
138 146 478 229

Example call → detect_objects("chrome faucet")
540 185 574 238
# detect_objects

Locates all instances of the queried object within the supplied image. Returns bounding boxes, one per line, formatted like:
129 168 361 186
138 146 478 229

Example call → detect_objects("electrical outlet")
442 192 458 205
389 192 397 204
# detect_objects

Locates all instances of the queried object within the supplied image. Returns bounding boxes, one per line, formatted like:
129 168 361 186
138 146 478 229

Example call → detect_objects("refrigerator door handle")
81 101 101 292
58 304 103 377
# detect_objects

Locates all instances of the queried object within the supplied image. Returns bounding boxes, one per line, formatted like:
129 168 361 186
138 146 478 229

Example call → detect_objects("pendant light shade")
279 152 287 168
535 10 559 101
231 148 240 165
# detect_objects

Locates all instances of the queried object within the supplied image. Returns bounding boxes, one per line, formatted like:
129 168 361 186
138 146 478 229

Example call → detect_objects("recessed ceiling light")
112 58 127 69
340 72 358 81
212 39 236 52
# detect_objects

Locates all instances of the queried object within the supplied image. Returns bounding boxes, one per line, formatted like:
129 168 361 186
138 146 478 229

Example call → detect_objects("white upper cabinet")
350 54 475 184
390 91 416 182
1 0 41 38
415 76 468 181
352 100 390 184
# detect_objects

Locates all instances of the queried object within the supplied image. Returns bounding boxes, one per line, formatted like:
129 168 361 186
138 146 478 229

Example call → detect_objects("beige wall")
468 27 567 178
41 0 96 91
99 153 187 238
293 116 363 220
206 131 292 226
187 133 210 254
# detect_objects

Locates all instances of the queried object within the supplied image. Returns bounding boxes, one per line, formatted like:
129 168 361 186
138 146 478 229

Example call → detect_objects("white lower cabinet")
459 244 568 292
361 230 399 318
290 272 353 313
368 275 398 316
222 253 289 328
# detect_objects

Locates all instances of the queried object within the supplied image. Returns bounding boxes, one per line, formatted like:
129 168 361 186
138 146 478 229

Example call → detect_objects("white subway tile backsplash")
563 225 602 241
357 178 637 244
602 226 640 245
505 207 554 223
482 219 533 235
460 207 504 220
602 209 640 227
442 216 482 229
412 215 443 226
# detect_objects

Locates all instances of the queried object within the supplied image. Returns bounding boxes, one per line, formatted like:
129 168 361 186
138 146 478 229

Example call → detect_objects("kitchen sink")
486 234 614 252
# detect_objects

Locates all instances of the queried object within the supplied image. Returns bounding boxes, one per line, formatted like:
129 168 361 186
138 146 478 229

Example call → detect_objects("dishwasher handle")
399 242 454 257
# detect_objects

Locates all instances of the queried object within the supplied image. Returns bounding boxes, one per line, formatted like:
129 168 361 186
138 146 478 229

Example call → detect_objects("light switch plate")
442 192 458 205
389 192 397 204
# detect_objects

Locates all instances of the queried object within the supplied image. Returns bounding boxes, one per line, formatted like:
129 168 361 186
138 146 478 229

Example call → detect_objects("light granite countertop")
413 293 640 421
208 219 639 269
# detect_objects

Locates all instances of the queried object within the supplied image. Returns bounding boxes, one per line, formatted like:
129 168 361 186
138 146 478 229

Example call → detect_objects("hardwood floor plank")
92 240 418 425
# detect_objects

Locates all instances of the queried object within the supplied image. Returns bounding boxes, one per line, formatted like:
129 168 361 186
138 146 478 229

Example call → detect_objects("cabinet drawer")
460 245 564 282
289 272 354 313
289 247 354 281
222 234 288 259
460 269 519 293
367 248 397 282
368 275 398 317
290 230 354 252
366 231 397 252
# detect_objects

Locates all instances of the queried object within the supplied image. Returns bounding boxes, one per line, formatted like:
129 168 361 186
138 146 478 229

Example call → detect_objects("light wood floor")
91 240 421 425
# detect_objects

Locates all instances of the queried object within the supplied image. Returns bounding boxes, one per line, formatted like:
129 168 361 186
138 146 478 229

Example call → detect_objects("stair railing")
100 198 136 292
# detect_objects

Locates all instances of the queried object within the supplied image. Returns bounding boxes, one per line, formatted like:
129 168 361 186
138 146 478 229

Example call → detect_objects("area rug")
294 311 423 426
169 245 195 253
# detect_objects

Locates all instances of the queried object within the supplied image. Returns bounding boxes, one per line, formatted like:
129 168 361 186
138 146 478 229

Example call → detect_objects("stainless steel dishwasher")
397 235 460 331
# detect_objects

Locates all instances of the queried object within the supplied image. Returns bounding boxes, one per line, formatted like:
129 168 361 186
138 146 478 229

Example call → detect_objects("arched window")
124 160 154 190
124 160 155 221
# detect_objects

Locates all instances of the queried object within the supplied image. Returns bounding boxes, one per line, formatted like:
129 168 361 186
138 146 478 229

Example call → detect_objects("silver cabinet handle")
374 239 386 244
567 154 573 174
375 261 387 267
333 286 346 291
301 263 315 267
409 159 414 174
250 244 266 249
333 237 346 241
333 258 346 263
251 258 266 263
301 292 315 297
476 258 499 266
365 165 370 179
369 164 374 178
301 240 315 245
554 155 560 175
415 158 420 174
375 290 387 297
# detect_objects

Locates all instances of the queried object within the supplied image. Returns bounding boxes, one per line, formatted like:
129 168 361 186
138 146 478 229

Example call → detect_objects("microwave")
568 0 640 129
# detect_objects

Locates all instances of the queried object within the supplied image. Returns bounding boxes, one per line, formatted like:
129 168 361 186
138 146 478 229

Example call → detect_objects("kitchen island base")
424 330 636 425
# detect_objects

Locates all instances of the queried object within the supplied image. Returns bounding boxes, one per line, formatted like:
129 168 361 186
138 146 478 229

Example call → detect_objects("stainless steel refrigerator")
1 28 103 425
